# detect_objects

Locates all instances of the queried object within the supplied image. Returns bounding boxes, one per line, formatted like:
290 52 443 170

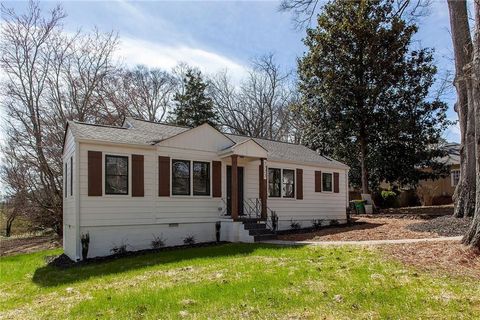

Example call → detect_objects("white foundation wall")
244 159 348 231
63 129 77 260
80 222 218 258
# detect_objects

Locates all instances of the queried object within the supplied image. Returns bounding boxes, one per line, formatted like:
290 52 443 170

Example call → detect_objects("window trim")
104 154 129 195
170 159 213 198
268 167 296 199
64 162 68 198
322 172 333 193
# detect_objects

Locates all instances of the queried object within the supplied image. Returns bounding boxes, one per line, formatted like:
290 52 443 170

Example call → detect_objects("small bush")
110 243 128 255
151 234 166 249
80 233 90 260
381 190 397 208
290 219 301 230
183 235 196 245
311 219 322 229
329 219 339 226
270 211 279 232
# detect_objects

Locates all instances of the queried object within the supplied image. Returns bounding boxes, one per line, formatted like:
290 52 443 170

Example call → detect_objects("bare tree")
447 0 475 218
108 65 176 122
0 1 120 234
210 55 296 141
463 0 480 247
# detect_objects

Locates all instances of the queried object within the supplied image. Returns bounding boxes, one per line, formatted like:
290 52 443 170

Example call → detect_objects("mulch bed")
277 217 437 242
406 215 472 237
383 242 480 278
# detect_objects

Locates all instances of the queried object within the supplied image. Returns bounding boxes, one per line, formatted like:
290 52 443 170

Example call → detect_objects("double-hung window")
193 161 210 196
322 172 333 192
172 160 191 195
451 169 460 187
172 159 211 196
105 155 129 195
268 168 281 197
282 169 295 198
269 168 295 198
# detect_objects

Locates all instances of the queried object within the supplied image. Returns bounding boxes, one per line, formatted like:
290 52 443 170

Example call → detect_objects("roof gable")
156 123 235 152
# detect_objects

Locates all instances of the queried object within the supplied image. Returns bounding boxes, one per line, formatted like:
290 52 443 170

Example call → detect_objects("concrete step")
243 223 267 230
248 229 272 236
254 234 277 241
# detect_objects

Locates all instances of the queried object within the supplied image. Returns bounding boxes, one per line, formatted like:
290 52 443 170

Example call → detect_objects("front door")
226 166 244 216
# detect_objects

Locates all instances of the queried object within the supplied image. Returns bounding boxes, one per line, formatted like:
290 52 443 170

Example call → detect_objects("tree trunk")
359 134 369 194
463 0 480 248
447 0 475 218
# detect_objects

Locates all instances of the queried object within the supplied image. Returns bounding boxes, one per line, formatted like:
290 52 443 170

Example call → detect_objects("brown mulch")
278 217 438 242
0 235 61 256
382 241 480 278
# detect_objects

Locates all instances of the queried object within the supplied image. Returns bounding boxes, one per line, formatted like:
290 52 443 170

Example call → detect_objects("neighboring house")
416 142 460 205
62 117 349 260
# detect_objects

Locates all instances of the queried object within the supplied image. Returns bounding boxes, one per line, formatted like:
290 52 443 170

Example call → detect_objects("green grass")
0 244 479 319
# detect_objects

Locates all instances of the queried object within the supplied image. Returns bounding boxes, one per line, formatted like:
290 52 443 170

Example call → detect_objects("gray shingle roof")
68 117 348 169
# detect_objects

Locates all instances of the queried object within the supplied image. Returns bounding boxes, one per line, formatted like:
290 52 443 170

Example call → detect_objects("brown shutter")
333 172 340 193
132 154 144 197
212 161 222 197
258 164 263 198
296 169 303 199
88 151 102 196
158 156 170 196
315 170 322 192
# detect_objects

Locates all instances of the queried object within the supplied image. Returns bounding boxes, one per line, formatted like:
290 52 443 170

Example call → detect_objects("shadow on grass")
32 243 302 288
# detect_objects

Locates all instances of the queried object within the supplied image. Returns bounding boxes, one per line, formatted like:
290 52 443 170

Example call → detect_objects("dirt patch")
277 217 437 242
0 235 61 256
407 216 472 237
382 241 480 278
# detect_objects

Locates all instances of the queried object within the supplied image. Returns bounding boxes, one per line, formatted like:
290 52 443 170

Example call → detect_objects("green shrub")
381 190 397 208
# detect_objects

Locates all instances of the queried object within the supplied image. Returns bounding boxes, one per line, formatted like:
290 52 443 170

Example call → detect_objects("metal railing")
219 197 278 233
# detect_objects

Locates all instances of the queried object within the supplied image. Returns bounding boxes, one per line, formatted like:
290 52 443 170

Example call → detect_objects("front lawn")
0 244 479 319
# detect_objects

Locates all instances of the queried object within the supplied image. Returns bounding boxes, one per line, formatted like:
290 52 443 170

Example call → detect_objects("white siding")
244 159 348 230
73 135 348 258
62 129 77 259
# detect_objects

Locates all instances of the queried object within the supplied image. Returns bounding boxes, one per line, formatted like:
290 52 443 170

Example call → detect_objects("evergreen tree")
298 0 451 193
171 69 218 128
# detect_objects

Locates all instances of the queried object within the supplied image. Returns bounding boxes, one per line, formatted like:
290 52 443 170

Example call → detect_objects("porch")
218 139 269 221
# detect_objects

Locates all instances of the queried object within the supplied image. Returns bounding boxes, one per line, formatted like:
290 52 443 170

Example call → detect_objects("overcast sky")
0 1 470 190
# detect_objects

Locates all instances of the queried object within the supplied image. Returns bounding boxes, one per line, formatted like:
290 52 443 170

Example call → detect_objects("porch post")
260 158 267 219
231 155 239 220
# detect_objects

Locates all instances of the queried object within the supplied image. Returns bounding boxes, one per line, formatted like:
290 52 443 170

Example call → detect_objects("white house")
62 117 349 260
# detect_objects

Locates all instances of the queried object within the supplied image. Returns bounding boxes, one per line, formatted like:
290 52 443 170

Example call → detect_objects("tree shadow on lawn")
32 243 304 288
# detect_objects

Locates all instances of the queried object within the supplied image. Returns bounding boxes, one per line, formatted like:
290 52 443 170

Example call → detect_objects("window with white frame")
172 160 211 196
172 159 191 195
269 168 295 198
322 172 333 192
282 169 295 198
193 161 210 196
105 155 129 195
451 169 460 187
268 168 281 197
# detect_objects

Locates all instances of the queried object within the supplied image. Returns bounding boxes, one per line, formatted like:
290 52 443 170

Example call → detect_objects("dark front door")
226 166 244 216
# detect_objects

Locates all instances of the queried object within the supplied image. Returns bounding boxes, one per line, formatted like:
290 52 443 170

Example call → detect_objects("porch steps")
240 219 277 242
